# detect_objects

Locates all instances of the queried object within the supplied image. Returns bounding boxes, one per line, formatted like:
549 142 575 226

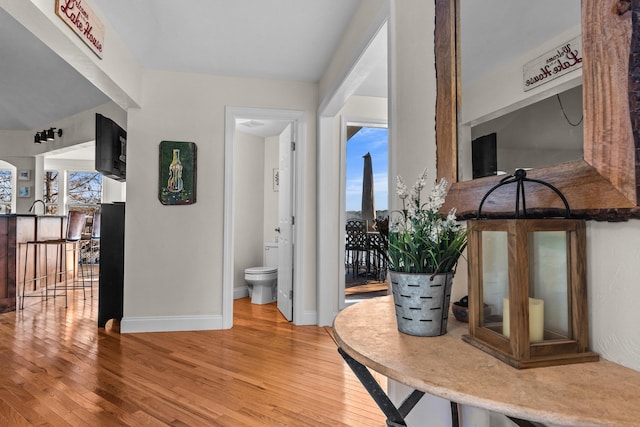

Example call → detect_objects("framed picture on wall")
18 170 31 181
273 168 279 192
18 186 30 198
158 140 197 205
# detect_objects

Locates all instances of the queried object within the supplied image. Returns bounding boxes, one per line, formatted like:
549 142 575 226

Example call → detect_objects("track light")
46 128 62 140
34 127 62 144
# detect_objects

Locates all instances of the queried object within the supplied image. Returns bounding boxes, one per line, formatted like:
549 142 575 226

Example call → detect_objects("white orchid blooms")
396 176 409 199
425 178 448 212
414 167 429 192
387 169 467 274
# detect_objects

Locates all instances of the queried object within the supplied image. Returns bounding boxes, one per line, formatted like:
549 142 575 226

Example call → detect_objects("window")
43 170 59 215
67 171 102 215
0 169 12 213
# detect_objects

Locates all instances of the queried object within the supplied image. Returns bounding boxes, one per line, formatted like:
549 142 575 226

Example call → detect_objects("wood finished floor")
0 289 385 426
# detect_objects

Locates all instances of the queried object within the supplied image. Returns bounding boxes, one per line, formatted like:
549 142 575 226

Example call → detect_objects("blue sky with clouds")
345 127 388 212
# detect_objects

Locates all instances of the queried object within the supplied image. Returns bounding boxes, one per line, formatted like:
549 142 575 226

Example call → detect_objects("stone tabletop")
332 296 640 427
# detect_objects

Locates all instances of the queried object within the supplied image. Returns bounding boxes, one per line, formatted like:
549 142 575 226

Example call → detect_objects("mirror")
435 0 640 221
458 1 582 181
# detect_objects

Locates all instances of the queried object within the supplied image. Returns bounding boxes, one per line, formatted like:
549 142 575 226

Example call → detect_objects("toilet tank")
264 243 279 268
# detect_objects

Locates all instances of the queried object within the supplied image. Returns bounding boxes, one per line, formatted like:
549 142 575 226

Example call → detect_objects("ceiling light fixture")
34 127 62 144
240 120 265 128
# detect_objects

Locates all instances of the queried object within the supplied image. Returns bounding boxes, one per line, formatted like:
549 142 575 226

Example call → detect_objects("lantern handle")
476 169 571 219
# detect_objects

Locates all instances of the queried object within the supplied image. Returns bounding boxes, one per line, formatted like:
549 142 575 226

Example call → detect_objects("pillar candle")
502 297 544 343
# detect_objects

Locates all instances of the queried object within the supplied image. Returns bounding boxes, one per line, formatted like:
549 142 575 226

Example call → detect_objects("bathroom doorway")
223 107 304 326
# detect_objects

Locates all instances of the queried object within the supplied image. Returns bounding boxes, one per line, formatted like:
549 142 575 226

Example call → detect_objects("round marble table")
332 296 640 427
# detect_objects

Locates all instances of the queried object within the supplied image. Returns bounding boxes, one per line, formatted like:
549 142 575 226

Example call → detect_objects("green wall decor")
159 141 197 205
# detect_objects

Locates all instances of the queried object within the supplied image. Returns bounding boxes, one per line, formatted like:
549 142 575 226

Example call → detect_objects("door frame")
317 16 390 326
223 106 305 328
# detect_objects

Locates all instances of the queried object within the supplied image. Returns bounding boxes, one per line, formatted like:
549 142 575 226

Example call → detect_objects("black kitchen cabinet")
98 202 125 328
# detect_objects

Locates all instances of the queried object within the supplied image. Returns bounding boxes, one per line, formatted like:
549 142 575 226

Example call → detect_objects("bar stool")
22 211 87 308
51 211 87 300
80 211 100 297
19 239 51 309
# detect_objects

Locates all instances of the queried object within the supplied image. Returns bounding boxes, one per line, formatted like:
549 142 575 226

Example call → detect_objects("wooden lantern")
462 170 598 369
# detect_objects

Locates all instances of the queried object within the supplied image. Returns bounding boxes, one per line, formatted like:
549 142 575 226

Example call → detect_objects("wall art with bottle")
158 140 197 205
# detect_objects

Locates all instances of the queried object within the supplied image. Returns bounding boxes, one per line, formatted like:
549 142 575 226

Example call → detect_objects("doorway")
223 107 304 327
343 124 389 304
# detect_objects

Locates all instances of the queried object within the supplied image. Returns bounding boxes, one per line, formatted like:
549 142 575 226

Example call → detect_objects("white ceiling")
92 0 361 82
0 8 109 131
0 1 579 146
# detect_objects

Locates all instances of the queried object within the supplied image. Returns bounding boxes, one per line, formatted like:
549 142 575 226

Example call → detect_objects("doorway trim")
223 106 306 328
317 15 390 326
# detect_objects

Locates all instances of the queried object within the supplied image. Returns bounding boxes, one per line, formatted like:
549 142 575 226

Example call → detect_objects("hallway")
0 293 384 426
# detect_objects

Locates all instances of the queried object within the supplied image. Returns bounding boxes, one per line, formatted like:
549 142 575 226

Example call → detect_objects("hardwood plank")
0 290 385 426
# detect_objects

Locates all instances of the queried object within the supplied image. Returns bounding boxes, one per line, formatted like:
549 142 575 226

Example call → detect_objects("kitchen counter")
0 215 66 312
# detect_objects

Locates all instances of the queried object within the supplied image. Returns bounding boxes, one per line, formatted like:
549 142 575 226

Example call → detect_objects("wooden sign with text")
523 36 582 91
55 0 104 59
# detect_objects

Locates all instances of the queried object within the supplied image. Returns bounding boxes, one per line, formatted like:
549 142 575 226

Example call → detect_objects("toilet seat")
245 266 277 275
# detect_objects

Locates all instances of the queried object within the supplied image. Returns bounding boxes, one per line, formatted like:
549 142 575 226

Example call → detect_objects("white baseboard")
234 286 249 299
297 309 318 326
121 314 223 333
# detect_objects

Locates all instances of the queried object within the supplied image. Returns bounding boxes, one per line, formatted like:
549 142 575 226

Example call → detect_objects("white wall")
233 131 265 296
121 70 317 332
102 177 126 203
319 0 388 104
388 0 438 200
339 96 388 122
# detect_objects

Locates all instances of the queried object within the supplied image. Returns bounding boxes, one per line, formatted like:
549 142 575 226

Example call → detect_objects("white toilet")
244 243 278 304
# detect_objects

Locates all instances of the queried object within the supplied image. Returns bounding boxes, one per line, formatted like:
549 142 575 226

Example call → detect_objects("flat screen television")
95 113 126 181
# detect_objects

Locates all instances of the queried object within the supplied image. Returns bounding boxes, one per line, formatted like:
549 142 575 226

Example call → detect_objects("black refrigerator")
98 202 125 328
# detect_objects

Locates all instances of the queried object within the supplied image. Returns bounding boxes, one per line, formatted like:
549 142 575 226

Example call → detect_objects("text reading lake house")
523 36 582 91
56 0 104 59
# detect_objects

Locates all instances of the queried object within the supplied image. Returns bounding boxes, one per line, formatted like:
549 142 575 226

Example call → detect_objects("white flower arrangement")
388 168 467 274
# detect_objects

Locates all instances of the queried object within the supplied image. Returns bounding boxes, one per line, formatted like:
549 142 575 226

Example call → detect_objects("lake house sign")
523 36 582 91
56 0 104 59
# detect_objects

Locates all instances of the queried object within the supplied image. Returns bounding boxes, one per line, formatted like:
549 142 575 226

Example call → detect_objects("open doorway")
223 107 305 328
343 125 389 303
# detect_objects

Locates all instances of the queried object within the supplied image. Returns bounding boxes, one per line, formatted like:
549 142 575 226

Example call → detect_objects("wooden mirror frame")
436 0 640 221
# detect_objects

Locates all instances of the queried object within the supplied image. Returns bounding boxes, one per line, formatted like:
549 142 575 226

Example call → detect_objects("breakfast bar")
0 214 66 312
332 296 640 427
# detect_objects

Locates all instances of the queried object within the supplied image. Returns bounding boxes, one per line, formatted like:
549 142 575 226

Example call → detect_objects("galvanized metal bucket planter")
389 271 454 336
